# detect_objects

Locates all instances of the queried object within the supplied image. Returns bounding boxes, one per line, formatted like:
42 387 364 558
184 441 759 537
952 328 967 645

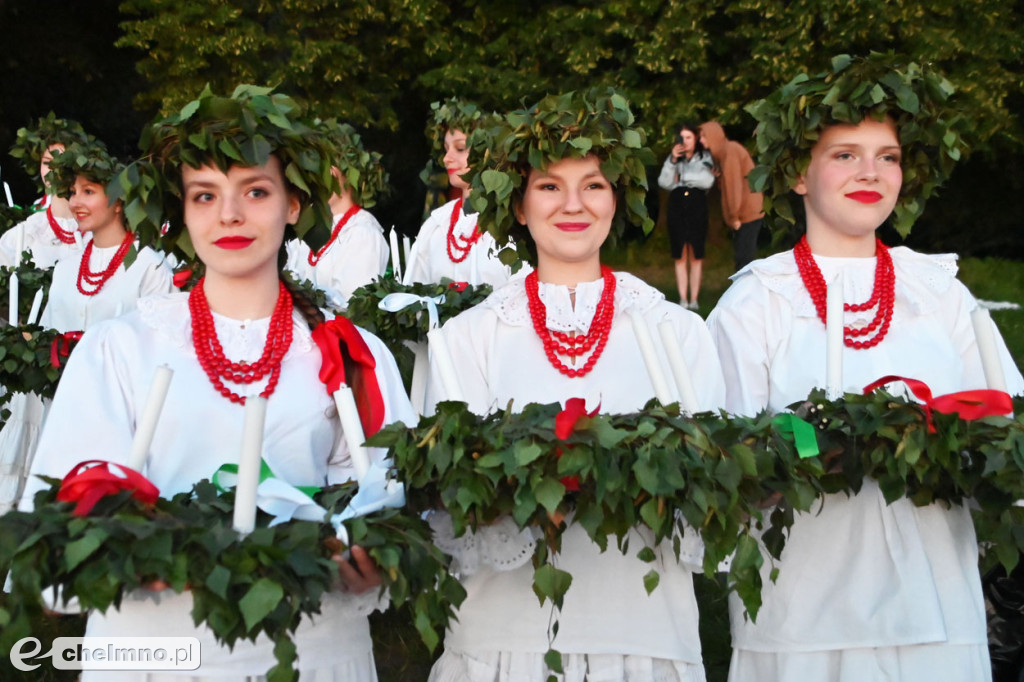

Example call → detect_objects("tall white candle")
628 311 675 405
3 182 13 208
427 328 463 401
26 288 43 325
657 320 700 414
825 270 844 400
333 384 371 483
403 236 412 266
389 228 402 282
8 272 18 326
408 340 429 416
233 396 268 534
127 365 174 472
970 307 1009 393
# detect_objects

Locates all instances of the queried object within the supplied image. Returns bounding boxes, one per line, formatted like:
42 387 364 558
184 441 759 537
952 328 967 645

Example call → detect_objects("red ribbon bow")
862 375 1013 432
554 398 600 491
448 281 469 292
49 331 83 369
311 316 386 437
172 268 193 290
57 460 160 517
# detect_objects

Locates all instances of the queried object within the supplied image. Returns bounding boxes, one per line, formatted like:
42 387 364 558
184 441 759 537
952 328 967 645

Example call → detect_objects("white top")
41 243 174 332
24 293 417 674
706 246 1024 652
403 198 524 287
0 210 81 269
284 207 389 311
657 151 715 192
426 272 726 662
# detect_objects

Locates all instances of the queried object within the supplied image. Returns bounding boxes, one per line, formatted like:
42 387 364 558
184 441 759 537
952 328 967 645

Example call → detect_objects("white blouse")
41 243 174 332
24 293 417 675
403 198 524 287
707 246 1024 652
284 207 389 311
0 209 81 269
426 272 726 663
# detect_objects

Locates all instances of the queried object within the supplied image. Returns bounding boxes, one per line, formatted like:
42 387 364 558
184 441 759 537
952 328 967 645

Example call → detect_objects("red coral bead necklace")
48 206 78 244
189 277 294 404
307 204 361 266
793 235 895 349
446 197 482 263
526 266 616 377
76 231 134 296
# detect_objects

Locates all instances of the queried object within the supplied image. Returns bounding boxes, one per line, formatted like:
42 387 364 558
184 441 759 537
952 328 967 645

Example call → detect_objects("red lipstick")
846 191 883 204
214 236 254 249
555 222 589 232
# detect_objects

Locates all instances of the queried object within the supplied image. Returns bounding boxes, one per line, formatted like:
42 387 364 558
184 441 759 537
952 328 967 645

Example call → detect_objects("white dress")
0 243 172 515
706 247 1024 682
284 207 389 311
403 199 525 287
0 208 81 269
426 272 726 682
23 292 418 681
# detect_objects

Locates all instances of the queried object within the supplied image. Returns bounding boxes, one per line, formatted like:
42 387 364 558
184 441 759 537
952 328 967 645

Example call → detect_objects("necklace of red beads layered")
307 204 361 266
48 206 78 244
446 197 483 263
76 231 134 296
793 235 895 349
189 277 294 404
525 266 616 378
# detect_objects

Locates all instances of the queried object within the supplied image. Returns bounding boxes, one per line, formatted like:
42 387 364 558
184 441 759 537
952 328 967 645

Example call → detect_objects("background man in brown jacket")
700 121 765 271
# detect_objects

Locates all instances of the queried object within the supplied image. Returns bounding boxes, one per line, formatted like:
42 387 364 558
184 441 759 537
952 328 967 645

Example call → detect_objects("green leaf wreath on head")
465 88 656 265
111 84 338 261
319 119 390 209
426 96 495 153
746 52 971 238
9 113 91 194
47 139 124 199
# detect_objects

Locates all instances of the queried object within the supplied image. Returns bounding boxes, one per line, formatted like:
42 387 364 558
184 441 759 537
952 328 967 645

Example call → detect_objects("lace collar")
138 292 315 361
734 246 959 319
481 270 664 332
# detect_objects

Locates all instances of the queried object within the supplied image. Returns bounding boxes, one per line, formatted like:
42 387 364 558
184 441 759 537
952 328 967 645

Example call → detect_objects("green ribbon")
773 414 820 459
212 459 321 498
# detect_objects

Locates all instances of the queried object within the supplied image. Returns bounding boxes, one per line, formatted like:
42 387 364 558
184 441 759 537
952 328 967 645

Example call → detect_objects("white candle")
233 396 268 534
26 288 43 325
427 328 463 401
657 320 700 414
15 224 25 265
3 182 13 208
403 236 412 266
333 384 371 483
8 272 18 326
825 270 844 400
970 307 1009 393
127 366 174 472
628 311 674 405
408 340 429 416
389 228 402 282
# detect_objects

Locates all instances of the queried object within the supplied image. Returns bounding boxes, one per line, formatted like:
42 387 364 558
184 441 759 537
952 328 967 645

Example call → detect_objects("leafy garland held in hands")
746 52 971 237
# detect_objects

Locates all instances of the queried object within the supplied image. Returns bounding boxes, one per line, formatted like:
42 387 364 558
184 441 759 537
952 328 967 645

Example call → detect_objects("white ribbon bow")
378 292 446 330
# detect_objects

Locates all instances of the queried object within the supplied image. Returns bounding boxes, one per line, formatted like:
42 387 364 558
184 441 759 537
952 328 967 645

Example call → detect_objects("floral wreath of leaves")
46 139 124 199
419 97 500 198
318 119 390 209
372 388 1024 655
745 52 971 238
110 85 339 263
8 113 90 191
0 478 465 682
464 88 656 266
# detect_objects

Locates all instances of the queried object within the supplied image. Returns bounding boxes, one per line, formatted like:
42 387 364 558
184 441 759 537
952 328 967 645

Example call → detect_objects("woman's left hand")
332 545 382 594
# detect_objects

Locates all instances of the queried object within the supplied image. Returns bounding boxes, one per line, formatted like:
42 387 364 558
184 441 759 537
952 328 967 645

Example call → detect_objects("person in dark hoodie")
699 121 765 271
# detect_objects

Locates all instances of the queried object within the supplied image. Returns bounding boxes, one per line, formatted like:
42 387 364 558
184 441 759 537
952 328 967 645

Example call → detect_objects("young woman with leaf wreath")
424 89 726 682
1 113 90 268
23 85 416 681
284 120 391 311
706 54 1024 682
403 98 525 287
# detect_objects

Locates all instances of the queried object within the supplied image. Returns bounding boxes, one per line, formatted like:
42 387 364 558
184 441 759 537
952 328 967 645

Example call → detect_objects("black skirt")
666 186 709 259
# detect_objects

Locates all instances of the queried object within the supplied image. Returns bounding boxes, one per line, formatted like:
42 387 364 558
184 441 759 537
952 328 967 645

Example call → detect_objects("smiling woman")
423 89 727 682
